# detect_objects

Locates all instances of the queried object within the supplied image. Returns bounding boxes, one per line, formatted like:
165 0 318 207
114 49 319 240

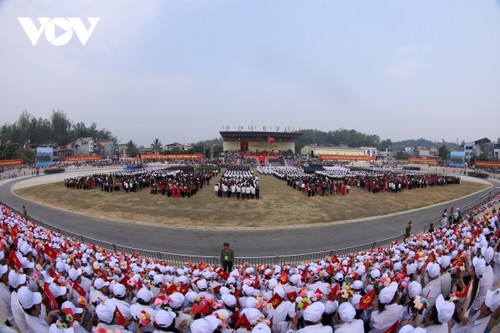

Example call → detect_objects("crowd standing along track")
0 168 498 263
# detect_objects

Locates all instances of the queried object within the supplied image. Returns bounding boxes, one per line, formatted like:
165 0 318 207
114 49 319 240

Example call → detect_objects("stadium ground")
0 167 497 257
11 170 488 228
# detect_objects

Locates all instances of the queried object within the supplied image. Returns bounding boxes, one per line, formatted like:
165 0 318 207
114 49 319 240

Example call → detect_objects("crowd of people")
214 169 260 199
258 165 460 197
270 167 350 197
1 189 500 332
63 168 218 198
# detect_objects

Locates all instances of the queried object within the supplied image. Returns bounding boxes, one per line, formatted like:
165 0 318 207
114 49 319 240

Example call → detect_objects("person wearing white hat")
18 286 60 333
453 288 500 333
436 256 452 299
369 282 404 333
90 277 110 306
60 301 88 333
334 302 363 333
420 294 454 332
421 262 442 308
110 283 131 322
470 256 494 316
130 287 156 332
9 271 31 333
95 299 133 332
0 265 15 328
291 302 332 333
153 309 178 332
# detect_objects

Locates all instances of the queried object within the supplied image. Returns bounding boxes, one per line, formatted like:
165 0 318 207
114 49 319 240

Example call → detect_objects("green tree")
379 139 392 151
126 140 139 158
396 151 410 160
50 110 72 146
151 138 163 154
438 145 450 161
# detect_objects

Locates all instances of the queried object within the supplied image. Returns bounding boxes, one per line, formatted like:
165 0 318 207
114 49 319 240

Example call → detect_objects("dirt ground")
14 173 488 228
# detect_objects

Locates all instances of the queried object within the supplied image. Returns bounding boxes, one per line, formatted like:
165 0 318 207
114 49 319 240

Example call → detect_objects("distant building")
165 142 191 151
494 144 500 160
417 148 438 158
464 138 490 161
74 137 95 156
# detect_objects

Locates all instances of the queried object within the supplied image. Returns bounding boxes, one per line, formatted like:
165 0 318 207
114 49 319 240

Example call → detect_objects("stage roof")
220 131 303 141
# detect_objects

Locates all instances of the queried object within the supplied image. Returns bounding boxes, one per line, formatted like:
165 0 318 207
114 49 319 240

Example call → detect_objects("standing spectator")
220 242 234 272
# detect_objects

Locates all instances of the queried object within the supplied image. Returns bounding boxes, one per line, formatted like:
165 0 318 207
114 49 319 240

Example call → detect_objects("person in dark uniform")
220 242 234 272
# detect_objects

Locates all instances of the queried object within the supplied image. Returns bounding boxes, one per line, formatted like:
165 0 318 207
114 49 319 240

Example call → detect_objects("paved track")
1 170 498 257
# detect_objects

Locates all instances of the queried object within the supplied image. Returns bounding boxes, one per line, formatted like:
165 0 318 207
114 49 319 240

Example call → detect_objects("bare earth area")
14 173 488 229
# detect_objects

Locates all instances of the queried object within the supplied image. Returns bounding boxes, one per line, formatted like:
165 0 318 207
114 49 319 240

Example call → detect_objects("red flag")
166 284 178 295
43 244 58 260
456 282 471 298
120 275 130 288
235 313 252 331
136 279 143 291
383 320 399 333
115 306 126 326
267 136 275 142
420 252 435 273
268 293 283 309
44 283 59 310
327 284 340 301
8 250 22 271
358 289 376 310
230 309 239 322
315 288 324 296
326 265 333 276
286 291 297 302
253 277 260 289
48 267 58 279
198 262 205 270
191 303 210 316
72 282 87 298
212 285 222 295
279 273 288 285
178 284 189 295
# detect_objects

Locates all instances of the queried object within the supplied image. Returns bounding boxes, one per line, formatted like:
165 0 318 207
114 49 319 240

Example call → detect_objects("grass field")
14 172 489 229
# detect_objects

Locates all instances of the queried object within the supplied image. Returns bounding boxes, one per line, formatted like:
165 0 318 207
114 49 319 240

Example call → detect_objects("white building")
74 137 95 156
464 138 490 161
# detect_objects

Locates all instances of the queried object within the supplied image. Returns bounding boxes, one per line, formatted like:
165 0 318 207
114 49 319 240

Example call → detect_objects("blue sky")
1 0 499 146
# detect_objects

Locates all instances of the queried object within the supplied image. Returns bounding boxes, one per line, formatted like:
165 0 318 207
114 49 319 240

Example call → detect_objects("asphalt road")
1 171 498 257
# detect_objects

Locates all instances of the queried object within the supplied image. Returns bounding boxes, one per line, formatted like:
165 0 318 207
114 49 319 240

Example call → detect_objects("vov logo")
18 17 100 46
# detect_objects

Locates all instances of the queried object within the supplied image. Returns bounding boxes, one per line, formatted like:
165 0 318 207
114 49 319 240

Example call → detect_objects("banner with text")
141 154 203 159
65 156 101 162
319 155 374 161
408 158 439 165
0 159 23 167
474 161 500 168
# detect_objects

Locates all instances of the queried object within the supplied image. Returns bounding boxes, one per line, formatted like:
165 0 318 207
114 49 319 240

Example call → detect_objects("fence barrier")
2 186 498 267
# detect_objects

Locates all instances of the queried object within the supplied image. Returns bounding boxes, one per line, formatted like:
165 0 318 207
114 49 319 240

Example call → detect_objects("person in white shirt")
421 263 442 308
288 302 332 333
334 302 364 333
0 265 15 328
17 286 59 333
369 282 404 333
470 255 494 316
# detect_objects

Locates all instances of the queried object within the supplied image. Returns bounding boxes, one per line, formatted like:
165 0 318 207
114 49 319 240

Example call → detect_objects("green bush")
44 168 66 174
